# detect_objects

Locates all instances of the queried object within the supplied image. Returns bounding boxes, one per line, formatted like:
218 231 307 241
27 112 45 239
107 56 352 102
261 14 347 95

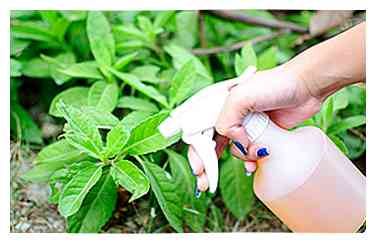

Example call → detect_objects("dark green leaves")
141 159 183 232
167 149 207 232
111 160 150 202
58 162 103 217
124 111 180 156
87 11 115 67
219 157 255 220
67 168 117 233
327 115 366 135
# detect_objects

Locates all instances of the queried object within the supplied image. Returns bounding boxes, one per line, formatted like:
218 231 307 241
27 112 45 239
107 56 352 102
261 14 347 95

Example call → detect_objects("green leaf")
22 162 68 183
58 162 103 217
57 102 104 160
119 111 152 128
41 52 76 85
175 11 198 49
140 160 183 232
257 46 278 70
10 103 42 144
87 11 115 67
60 11 87 22
88 81 119 113
110 69 168 108
153 11 175 29
164 44 213 83
166 149 207 232
168 60 196 107
111 160 150 202
34 139 88 165
219 156 255 220
81 106 119 129
333 88 349 112
105 122 131 158
208 204 224 232
329 135 349 156
117 96 158 113
327 115 366 135
60 61 103 80
234 43 257 76
67 168 117 233
11 58 22 77
10 37 30 56
21 57 50 78
124 111 180 156
49 87 89 117
130 65 160 83
321 96 334 131
11 21 59 44
114 52 138 70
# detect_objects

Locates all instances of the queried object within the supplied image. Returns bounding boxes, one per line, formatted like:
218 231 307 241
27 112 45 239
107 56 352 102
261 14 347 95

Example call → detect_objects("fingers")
230 143 270 161
188 145 204 176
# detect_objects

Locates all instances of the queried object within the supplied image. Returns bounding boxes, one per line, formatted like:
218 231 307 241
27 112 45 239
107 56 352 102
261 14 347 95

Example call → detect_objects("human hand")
188 64 322 195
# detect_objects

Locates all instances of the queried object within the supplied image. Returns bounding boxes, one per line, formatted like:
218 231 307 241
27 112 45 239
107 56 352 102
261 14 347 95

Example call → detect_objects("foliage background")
10 10 366 233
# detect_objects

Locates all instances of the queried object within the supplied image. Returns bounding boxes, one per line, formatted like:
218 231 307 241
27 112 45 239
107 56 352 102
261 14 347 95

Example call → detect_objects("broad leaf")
164 44 212 83
175 11 198 49
257 46 278 70
57 102 104 160
34 139 88 165
60 61 103 80
166 149 207 232
168 60 196 107
327 115 366 135
111 160 150 202
21 57 50 78
58 162 103 217
124 111 180 156
130 65 160 83
105 123 131 158
87 11 115 67
49 87 89 117
110 69 168 108
88 81 119 112
81 106 119 129
11 21 59 44
219 156 254 220
141 160 183 232
22 163 68 183
41 52 76 85
67 168 117 233
117 96 158 113
321 96 334 131
234 43 257 76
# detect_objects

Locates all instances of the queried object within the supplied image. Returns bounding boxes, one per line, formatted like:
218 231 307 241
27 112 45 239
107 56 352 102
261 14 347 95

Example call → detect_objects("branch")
205 10 307 33
198 11 208 48
192 29 289 56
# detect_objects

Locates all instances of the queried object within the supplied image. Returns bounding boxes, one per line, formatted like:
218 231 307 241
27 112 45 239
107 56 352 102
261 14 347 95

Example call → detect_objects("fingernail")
233 141 247 155
194 186 201 198
257 147 269 158
244 168 253 177
191 168 197 176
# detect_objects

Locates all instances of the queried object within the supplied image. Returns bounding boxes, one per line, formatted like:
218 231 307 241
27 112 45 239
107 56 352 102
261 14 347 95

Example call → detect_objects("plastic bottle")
242 112 366 233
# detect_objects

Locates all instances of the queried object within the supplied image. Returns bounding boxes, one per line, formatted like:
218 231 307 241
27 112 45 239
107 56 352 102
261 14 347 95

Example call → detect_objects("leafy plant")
11 10 365 233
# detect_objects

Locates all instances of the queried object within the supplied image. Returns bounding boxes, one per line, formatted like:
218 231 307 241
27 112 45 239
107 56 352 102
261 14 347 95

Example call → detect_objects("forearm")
285 22 365 100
